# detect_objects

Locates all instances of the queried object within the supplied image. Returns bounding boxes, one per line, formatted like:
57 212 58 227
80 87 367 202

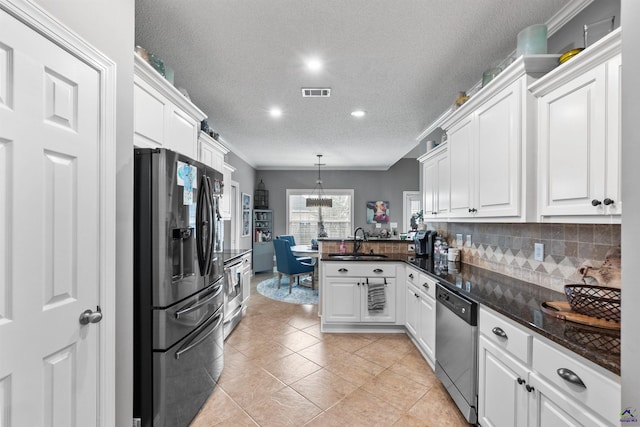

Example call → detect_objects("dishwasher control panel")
436 283 477 325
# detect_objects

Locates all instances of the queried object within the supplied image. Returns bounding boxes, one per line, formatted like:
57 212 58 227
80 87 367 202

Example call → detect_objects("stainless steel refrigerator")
134 148 224 427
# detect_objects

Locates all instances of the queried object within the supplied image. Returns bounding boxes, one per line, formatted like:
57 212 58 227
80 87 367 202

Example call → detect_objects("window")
286 189 354 244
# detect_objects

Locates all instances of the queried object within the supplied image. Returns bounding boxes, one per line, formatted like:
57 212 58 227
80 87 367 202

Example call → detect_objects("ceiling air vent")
302 88 331 97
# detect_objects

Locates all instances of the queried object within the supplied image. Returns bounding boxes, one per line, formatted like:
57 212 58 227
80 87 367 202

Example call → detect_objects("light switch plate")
465 235 472 247
456 234 463 246
534 243 544 261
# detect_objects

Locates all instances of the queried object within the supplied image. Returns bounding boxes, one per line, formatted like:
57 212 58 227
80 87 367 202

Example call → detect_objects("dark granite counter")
322 255 620 375
222 249 252 264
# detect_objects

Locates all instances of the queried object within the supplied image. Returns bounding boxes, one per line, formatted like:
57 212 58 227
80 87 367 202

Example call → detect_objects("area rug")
256 276 318 305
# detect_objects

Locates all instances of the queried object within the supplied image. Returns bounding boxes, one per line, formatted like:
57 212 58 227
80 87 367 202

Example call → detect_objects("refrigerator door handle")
203 176 215 275
174 280 223 319
196 175 214 276
175 311 223 360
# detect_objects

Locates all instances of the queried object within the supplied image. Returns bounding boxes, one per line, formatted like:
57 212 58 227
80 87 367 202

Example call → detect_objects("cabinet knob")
603 198 615 206
468 208 477 213
525 384 535 393
338 268 348 273
591 199 602 206
373 268 383 274
409 273 414 279
423 283 430 290
517 377 526 385
415 293 420 298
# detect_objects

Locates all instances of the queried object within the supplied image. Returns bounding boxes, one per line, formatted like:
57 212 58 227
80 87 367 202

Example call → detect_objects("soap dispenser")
339 240 346 254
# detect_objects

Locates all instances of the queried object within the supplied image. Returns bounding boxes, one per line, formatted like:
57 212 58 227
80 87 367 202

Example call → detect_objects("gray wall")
32 1 135 425
226 152 256 250
547 0 621 54
621 0 639 413
256 158 419 238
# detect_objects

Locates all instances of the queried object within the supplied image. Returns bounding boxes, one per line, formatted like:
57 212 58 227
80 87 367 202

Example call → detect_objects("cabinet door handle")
373 268 383 274
338 268 348 272
591 199 602 206
422 283 430 290
557 368 586 388
468 208 477 213
525 384 535 393
517 377 526 385
492 327 508 339
603 198 615 206
414 293 420 298
408 273 414 279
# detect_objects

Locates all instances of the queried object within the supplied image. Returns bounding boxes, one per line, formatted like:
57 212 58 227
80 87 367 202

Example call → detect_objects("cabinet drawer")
418 273 437 299
532 337 620 423
323 262 396 277
406 266 420 287
479 307 531 364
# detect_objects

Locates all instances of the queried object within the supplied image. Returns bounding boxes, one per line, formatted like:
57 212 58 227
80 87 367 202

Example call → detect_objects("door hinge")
132 418 141 427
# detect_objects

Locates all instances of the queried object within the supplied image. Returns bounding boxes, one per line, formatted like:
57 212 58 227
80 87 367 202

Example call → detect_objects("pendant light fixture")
306 154 332 207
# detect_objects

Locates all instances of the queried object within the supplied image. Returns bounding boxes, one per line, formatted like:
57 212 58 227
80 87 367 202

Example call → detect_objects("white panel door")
538 64 606 216
169 107 198 159
0 6 106 426
476 80 521 217
422 158 436 217
448 116 475 217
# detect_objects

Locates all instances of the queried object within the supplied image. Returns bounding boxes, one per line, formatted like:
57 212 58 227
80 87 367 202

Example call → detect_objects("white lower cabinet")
405 267 437 366
479 336 529 427
322 262 396 324
478 306 620 427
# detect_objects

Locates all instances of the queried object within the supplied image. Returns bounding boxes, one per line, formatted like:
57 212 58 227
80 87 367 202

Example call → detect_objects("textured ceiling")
135 0 569 170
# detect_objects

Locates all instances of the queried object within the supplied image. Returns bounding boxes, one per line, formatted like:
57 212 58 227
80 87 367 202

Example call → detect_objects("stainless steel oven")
223 258 243 339
435 282 479 424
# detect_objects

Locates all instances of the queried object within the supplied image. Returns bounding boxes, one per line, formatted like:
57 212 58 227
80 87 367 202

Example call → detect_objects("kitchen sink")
326 253 388 261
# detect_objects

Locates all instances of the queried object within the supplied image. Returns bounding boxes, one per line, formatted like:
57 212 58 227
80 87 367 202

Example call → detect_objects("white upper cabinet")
419 144 449 221
439 55 557 222
133 54 206 159
530 29 621 222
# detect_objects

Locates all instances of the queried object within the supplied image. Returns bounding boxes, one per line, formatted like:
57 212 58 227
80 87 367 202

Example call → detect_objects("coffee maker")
414 230 437 258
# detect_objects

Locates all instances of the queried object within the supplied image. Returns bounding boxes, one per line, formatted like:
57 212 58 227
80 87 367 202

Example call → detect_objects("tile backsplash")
428 223 621 292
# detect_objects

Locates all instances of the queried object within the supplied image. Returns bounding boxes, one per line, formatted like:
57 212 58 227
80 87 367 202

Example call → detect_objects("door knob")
591 199 602 206
79 306 103 325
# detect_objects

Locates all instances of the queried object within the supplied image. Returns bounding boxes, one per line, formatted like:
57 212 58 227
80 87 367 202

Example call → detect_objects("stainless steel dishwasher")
435 283 478 424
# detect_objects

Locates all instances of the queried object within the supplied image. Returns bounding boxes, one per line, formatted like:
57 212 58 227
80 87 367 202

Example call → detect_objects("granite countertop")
322 255 621 375
222 249 252 264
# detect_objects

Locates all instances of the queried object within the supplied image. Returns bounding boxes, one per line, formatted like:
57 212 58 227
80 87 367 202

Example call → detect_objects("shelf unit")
252 209 274 273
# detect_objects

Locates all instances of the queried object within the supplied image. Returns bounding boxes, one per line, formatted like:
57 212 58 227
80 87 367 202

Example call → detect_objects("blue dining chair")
277 235 312 264
273 239 315 293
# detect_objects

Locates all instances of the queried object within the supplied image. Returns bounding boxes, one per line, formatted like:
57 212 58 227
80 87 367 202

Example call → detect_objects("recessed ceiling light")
305 57 323 72
351 110 366 118
269 107 282 118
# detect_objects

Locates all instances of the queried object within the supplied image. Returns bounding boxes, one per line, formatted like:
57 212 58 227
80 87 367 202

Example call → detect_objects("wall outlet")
408 244 415 252
534 243 544 262
465 234 472 247
456 234 463 246
375 223 381 228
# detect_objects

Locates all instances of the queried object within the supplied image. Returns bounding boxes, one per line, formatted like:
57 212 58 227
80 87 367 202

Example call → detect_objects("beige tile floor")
190 272 469 427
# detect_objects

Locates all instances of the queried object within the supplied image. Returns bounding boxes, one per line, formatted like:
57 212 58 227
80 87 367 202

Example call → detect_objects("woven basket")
564 284 621 322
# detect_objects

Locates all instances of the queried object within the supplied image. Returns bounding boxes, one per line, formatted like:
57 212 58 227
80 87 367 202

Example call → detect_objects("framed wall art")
242 193 251 237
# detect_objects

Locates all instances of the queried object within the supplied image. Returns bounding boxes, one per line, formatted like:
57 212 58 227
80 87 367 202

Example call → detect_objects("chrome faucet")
353 227 367 253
